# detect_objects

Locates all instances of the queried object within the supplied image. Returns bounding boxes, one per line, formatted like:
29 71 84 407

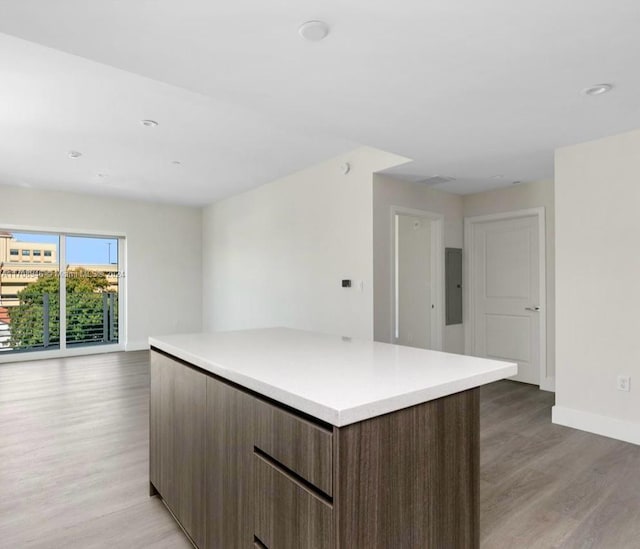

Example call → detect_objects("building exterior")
0 233 119 307
0 231 58 264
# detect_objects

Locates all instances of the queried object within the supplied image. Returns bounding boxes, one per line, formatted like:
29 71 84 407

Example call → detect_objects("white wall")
463 179 556 385
202 147 408 340
373 174 464 353
0 185 202 350
553 129 640 445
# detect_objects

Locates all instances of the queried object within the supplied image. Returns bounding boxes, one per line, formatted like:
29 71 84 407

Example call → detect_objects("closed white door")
471 215 540 384
395 214 432 349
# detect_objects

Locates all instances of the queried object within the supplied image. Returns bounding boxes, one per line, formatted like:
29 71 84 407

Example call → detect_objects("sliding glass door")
0 229 123 357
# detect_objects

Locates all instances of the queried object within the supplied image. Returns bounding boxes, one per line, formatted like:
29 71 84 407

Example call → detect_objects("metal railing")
67 292 118 346
0 292 118 353
0 294 60 352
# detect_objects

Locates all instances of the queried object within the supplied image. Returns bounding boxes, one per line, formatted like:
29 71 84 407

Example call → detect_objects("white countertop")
149 328 517 427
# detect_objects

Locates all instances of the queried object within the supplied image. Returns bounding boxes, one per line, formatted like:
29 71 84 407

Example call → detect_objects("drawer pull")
254 535 268 548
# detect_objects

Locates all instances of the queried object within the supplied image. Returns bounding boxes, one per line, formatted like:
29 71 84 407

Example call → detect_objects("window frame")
0 226 126 362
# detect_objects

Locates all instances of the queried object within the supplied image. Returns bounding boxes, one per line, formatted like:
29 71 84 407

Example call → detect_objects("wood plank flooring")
480 381 640 548
0 351 191 548
1 351 638 548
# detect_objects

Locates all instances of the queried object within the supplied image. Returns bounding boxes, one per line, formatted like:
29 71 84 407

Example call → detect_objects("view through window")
0 230 121 354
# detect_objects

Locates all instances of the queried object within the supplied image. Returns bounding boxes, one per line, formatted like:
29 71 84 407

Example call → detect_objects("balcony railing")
0 292 118 353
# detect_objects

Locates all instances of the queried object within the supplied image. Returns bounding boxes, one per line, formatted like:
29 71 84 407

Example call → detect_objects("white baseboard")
0 343 124 363
552 405 640 446
125 340 150 351
540 376 556 392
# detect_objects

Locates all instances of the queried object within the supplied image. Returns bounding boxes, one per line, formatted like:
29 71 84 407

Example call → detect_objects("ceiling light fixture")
171 160 182 165
299 20 330 41
141 119 159 127
68 150 82 159
582 83 613 96
491 174 504 179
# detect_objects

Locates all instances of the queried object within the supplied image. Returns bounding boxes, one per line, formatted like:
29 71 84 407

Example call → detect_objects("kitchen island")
149 328 516 549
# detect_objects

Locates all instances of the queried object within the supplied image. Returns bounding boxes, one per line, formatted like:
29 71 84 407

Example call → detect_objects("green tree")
9 268 116 349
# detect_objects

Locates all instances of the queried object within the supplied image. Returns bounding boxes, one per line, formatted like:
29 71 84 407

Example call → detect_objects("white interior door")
395 214 432 349
471 215 541 384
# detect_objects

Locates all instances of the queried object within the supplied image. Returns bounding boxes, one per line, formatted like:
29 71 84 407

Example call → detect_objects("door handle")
525 306 541 312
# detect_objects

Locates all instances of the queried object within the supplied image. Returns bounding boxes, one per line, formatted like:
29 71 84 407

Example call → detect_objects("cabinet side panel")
173 362 207 548
336 389 479 549
439 388 480 547
206 377 255 548
150 351 207 548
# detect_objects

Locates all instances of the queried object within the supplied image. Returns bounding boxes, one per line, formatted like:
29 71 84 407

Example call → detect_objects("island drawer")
254 397 333 496
254 452 334 549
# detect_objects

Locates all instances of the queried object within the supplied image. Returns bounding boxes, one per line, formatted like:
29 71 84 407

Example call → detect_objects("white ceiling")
0 0 639 203
0 34 356 205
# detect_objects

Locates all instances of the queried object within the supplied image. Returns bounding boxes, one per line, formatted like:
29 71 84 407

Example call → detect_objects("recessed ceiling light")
299 20 330 41
491 174 504 179
141 119 159 127
68 150 82 159
582 83 613 96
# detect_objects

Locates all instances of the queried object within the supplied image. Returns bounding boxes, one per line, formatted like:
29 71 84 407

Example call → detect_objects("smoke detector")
299 21 330 41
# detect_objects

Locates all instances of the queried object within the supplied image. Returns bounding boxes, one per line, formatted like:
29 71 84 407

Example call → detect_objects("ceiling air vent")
418 175 456 186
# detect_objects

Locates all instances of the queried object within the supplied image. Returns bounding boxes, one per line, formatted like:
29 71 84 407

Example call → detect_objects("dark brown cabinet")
254 453 334 549
150 349 479 549
254 398 333 497
149 352 206 548
205 376 255 548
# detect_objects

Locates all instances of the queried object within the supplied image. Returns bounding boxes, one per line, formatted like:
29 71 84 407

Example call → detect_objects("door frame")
390 206 445 351
464 207 551 390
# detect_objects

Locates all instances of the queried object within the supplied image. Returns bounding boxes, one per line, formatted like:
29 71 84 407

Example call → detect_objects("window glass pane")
65 236 119 347
0 231 60 353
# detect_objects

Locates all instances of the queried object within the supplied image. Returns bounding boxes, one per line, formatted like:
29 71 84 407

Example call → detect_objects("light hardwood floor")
0 351 191 548
480 381 640 548
1 351 638 548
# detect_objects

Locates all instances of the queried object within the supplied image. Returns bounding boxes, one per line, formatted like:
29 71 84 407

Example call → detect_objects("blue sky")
12 233 118 264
